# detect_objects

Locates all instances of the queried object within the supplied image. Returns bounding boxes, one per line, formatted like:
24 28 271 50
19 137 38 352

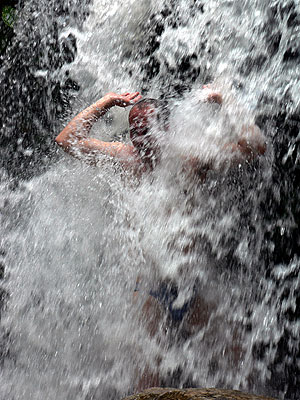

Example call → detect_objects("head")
129 98 169 159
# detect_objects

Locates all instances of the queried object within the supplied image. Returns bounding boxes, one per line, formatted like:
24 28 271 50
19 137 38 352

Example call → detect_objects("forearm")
54 91 142 166
224 122 266 162
236 124 266 157
55 95 114 152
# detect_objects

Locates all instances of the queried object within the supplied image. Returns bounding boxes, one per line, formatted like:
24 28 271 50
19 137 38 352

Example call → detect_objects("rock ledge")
122 387 276 400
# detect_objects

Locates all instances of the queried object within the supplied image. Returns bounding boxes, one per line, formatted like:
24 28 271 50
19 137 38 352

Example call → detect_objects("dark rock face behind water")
0 0 88 179
122 387 277 400
254 111 300 399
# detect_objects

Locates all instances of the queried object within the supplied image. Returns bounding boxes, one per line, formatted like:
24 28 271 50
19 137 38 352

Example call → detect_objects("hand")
104 92 142 108
202 85 222 105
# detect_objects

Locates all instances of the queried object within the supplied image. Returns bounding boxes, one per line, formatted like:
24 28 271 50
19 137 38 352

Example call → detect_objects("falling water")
0 0 299 399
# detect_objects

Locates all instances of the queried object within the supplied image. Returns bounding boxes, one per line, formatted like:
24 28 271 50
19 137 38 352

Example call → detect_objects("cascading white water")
1 0 300 399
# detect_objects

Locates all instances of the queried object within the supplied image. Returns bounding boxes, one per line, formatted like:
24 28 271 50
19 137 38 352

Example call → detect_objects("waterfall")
0 0 299 399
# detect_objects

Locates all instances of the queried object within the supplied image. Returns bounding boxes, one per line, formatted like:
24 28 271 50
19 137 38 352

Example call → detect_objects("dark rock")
122 387 277 400
0 0 90 179
0 287 9 317
0 262 4 280
252 109 300 399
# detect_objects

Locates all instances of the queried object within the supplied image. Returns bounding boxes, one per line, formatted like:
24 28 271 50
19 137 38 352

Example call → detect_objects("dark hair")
129 98 170 139
128 98 170 163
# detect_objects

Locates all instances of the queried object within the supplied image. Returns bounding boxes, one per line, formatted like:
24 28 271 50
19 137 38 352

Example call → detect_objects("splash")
0 0 299 399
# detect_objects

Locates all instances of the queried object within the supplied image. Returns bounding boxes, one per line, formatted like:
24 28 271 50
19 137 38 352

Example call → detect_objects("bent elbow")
257 141 266 156
255 130 267 156
55 135 63 147
55 134 70 151
236 137 267 160
253 126 267 156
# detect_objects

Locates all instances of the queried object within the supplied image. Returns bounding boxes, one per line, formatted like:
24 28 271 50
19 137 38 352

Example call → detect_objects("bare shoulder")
116 143 144 175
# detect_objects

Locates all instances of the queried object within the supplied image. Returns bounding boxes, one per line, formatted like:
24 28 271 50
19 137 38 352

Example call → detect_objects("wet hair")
129 98 170 142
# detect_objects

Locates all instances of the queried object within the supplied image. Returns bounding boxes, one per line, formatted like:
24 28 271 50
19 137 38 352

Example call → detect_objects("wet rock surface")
0 0 88 179
122 387 277 400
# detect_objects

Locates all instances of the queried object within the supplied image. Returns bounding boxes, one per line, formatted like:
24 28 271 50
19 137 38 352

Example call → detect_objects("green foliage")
0 5 16 54
2 6 16 28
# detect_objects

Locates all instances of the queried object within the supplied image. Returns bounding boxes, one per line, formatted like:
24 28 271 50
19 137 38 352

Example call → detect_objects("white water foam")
1 0 300 399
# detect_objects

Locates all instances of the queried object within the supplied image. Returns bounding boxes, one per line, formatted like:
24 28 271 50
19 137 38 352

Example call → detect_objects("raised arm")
201 85 266 161
55 91 142 165
224 123 266 161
